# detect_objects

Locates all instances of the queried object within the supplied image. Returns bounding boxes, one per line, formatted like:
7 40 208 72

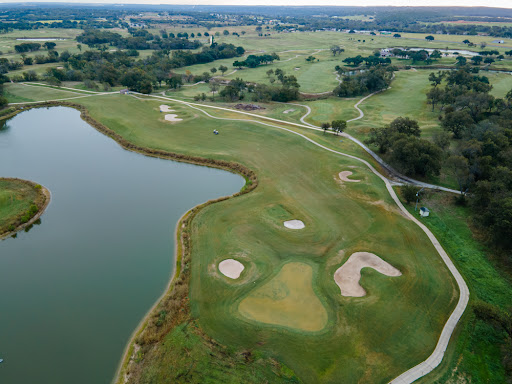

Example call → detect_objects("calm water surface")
0 107 244 384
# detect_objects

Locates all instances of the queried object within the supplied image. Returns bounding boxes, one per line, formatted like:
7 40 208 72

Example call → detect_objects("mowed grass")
238 262 328 332
15 91 458 383
0 179 40 234
348 69 440 139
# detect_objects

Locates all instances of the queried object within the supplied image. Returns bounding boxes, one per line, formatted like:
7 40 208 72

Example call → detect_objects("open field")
3 84 460 383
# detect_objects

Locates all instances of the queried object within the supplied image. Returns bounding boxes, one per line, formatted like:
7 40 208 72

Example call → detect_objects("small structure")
492 39 505 44
419 207 430 217
120 89 130 95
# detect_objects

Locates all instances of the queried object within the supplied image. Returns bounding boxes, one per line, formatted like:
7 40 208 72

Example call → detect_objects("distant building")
120 89 130 95
380 48 392 57
419 207 430 217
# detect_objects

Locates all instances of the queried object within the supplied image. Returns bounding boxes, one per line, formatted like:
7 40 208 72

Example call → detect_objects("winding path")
13 83 469 383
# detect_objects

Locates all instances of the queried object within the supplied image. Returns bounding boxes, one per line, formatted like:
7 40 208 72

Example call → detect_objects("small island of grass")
0 178 50 239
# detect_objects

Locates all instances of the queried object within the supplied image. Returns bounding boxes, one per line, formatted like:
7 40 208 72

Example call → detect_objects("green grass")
349 69 440 139
398 190 512 384
0 178 42 235
18 91 455 383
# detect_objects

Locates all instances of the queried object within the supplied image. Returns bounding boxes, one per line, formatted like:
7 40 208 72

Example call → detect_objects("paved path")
284 90 461 194
15 83 469 383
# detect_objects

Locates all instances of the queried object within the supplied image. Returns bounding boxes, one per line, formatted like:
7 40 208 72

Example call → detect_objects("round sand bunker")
219 259 245 279
283 220 305 229
339 171 361 183
160 104 174 112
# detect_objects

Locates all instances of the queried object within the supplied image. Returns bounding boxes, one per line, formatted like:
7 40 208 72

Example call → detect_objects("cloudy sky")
3 0 512 7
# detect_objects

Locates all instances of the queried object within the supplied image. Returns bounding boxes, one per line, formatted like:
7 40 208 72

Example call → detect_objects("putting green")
238 262 328 332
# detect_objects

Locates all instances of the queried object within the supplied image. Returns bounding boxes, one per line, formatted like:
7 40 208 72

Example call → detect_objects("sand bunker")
283 109 295 114
334 252 401 297
219 259 245 279
339 171 361 183
283 220 305 229
164 114 182 122
160 105 174 113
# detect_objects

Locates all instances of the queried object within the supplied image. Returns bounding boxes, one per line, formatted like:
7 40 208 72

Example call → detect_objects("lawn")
8 91 455 384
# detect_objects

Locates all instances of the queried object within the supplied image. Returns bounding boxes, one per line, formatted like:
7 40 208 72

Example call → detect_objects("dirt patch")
283 219 305 229
219 259 245 279
339 171 361 183
283 109 295 114
233 103 265 111
334 252 401 297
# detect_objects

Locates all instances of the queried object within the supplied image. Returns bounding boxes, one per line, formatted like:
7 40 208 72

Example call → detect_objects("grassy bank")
397 189 512 384
0 178 48 238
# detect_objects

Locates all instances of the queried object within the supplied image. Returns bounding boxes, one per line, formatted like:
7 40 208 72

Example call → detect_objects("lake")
0 107 244 384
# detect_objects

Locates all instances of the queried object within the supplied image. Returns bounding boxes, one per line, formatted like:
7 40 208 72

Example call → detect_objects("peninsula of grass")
0 178 50 238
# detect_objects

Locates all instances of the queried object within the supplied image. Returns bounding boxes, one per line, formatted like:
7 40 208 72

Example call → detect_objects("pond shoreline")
0 178 51 240
0 101 259 384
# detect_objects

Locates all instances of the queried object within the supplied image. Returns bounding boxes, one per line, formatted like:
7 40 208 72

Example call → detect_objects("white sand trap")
339 171 361 183
283 219 305 229
334 252 401 297
219 259 245 279
164 114 182 122
283 109 295 114
160 105 175 113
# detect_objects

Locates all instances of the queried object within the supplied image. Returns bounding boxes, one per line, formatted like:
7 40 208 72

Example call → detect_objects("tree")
223 30 229 36
427 87 443 111
77 44 82 52
209 80 220 100
456 56 467 66
425 35 435 41
390 136 442 177
484 57 495 64
330 45 344 56
428 71 444 88
463 39 471 44
393 33 401 38
447 155 472 193
219 65 228 75
266 69 274 78
210 67 217 74
441 110 474 139
43 42 56 50
321 122 331 134
305 56 316 62
471 55 483 65
389 117 421 137
401 184 419 204
331 120 347 135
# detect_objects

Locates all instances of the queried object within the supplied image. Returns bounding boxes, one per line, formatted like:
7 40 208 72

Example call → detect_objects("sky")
2 0 512 7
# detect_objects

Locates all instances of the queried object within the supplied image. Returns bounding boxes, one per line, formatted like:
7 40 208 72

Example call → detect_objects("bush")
401 184 419 204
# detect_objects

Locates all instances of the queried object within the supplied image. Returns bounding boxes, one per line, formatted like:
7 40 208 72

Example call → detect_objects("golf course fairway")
4 85 461 384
